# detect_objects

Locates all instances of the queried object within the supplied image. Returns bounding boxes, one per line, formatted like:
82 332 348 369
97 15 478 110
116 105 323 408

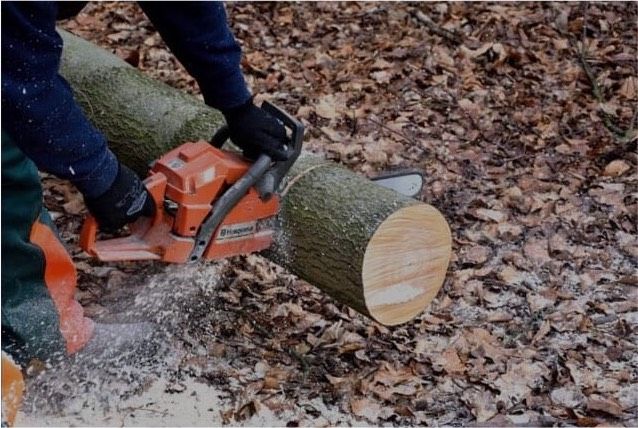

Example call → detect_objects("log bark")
59 30 452 325
59 30 224 176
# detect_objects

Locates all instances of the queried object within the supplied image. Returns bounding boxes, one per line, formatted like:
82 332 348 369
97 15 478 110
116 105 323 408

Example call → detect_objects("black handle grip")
210 101 305 199
256 101 304 199
260 101 304 159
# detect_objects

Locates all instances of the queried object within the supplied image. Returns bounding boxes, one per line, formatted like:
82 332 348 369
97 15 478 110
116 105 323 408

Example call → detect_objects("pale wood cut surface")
362 204 452 325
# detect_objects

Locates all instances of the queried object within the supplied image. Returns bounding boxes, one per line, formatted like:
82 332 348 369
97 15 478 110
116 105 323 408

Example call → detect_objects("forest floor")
18 2 637 427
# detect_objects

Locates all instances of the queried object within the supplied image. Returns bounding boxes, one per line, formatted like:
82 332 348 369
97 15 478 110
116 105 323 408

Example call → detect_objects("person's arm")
1 2 118 198
1 2 154 230
139 2 289 161
138 2 251 111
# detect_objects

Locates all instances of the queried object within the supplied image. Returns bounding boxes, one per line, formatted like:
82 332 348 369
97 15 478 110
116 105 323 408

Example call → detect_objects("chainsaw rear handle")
211 101 304 199
80 173 166 260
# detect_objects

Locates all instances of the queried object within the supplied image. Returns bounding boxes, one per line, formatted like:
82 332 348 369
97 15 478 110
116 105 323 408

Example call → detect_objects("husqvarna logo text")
216 222 256 241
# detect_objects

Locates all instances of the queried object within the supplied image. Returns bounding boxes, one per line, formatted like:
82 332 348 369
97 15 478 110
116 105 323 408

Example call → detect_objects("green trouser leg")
2 132 68 364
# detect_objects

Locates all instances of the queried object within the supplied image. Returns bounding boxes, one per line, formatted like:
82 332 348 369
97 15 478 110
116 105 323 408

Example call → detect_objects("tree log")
59 30 452 325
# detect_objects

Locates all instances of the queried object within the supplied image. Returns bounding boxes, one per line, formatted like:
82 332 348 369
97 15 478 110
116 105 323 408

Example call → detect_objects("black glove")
222 99 289 161
84 163 155 233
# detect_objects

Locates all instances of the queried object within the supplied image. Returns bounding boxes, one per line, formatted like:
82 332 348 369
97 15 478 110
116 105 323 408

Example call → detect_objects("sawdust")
14 261 358 427
16 376 223 427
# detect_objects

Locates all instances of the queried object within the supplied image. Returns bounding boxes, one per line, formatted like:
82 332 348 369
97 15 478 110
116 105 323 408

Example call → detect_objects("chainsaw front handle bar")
257 101 305 198
211 101 304 200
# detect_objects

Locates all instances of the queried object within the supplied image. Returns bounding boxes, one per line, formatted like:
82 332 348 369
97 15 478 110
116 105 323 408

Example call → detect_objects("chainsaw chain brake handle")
189 102 304 262
211 101 305 200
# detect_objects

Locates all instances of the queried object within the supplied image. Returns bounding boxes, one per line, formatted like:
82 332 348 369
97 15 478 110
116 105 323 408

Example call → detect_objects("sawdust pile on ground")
22 2 638 426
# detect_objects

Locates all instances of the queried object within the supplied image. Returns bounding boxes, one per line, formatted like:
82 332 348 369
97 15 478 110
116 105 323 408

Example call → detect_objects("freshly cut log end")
362 204 451 326
268 156 452 326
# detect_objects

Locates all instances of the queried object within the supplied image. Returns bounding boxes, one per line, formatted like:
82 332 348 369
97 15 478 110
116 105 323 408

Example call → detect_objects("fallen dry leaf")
618 76 637 100
586 395 624 417
494 361 549 406
550 386 585 409
462 245 491 265
523 238 551 265
463 390 498 423
498 265 527 286
315 94 339 119
532 320 552 344
472 208 507 223
432 348 465 375
350 397 381 420
371 70 392 84
602 159 631 177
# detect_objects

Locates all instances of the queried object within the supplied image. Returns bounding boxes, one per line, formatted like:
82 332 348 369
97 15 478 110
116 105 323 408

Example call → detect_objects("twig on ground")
575 5 636 142
118 405 168 415
413 10 462 45
285 347 311 381
308 121 337 143
367 116 417 146
577 47 627 136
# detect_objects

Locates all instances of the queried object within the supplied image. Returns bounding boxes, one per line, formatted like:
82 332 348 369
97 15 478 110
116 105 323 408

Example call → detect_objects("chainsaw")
80 102 303 263
80 102 424 263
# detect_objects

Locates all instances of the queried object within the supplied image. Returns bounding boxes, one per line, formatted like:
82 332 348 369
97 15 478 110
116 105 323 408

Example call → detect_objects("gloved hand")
84 163 155 233
222 99 289 161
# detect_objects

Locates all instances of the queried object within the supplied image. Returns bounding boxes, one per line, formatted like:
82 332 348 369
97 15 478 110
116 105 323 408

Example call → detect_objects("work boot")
71 321 165 368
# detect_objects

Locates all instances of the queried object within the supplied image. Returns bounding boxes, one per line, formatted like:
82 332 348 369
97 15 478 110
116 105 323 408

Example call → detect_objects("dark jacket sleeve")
1 2 118 198
139 1 252 111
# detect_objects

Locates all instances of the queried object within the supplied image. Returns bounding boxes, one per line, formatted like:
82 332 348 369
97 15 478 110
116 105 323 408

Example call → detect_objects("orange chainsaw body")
80 141 279 263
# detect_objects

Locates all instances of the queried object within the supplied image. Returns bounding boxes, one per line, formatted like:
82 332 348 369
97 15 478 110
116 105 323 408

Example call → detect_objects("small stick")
308 121 337 143
578 48 630 137
575 5 631 138
367 116 417 146
413 10 462 45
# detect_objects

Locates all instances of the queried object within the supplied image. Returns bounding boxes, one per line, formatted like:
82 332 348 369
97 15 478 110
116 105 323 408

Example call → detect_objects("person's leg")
1 132 94 364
